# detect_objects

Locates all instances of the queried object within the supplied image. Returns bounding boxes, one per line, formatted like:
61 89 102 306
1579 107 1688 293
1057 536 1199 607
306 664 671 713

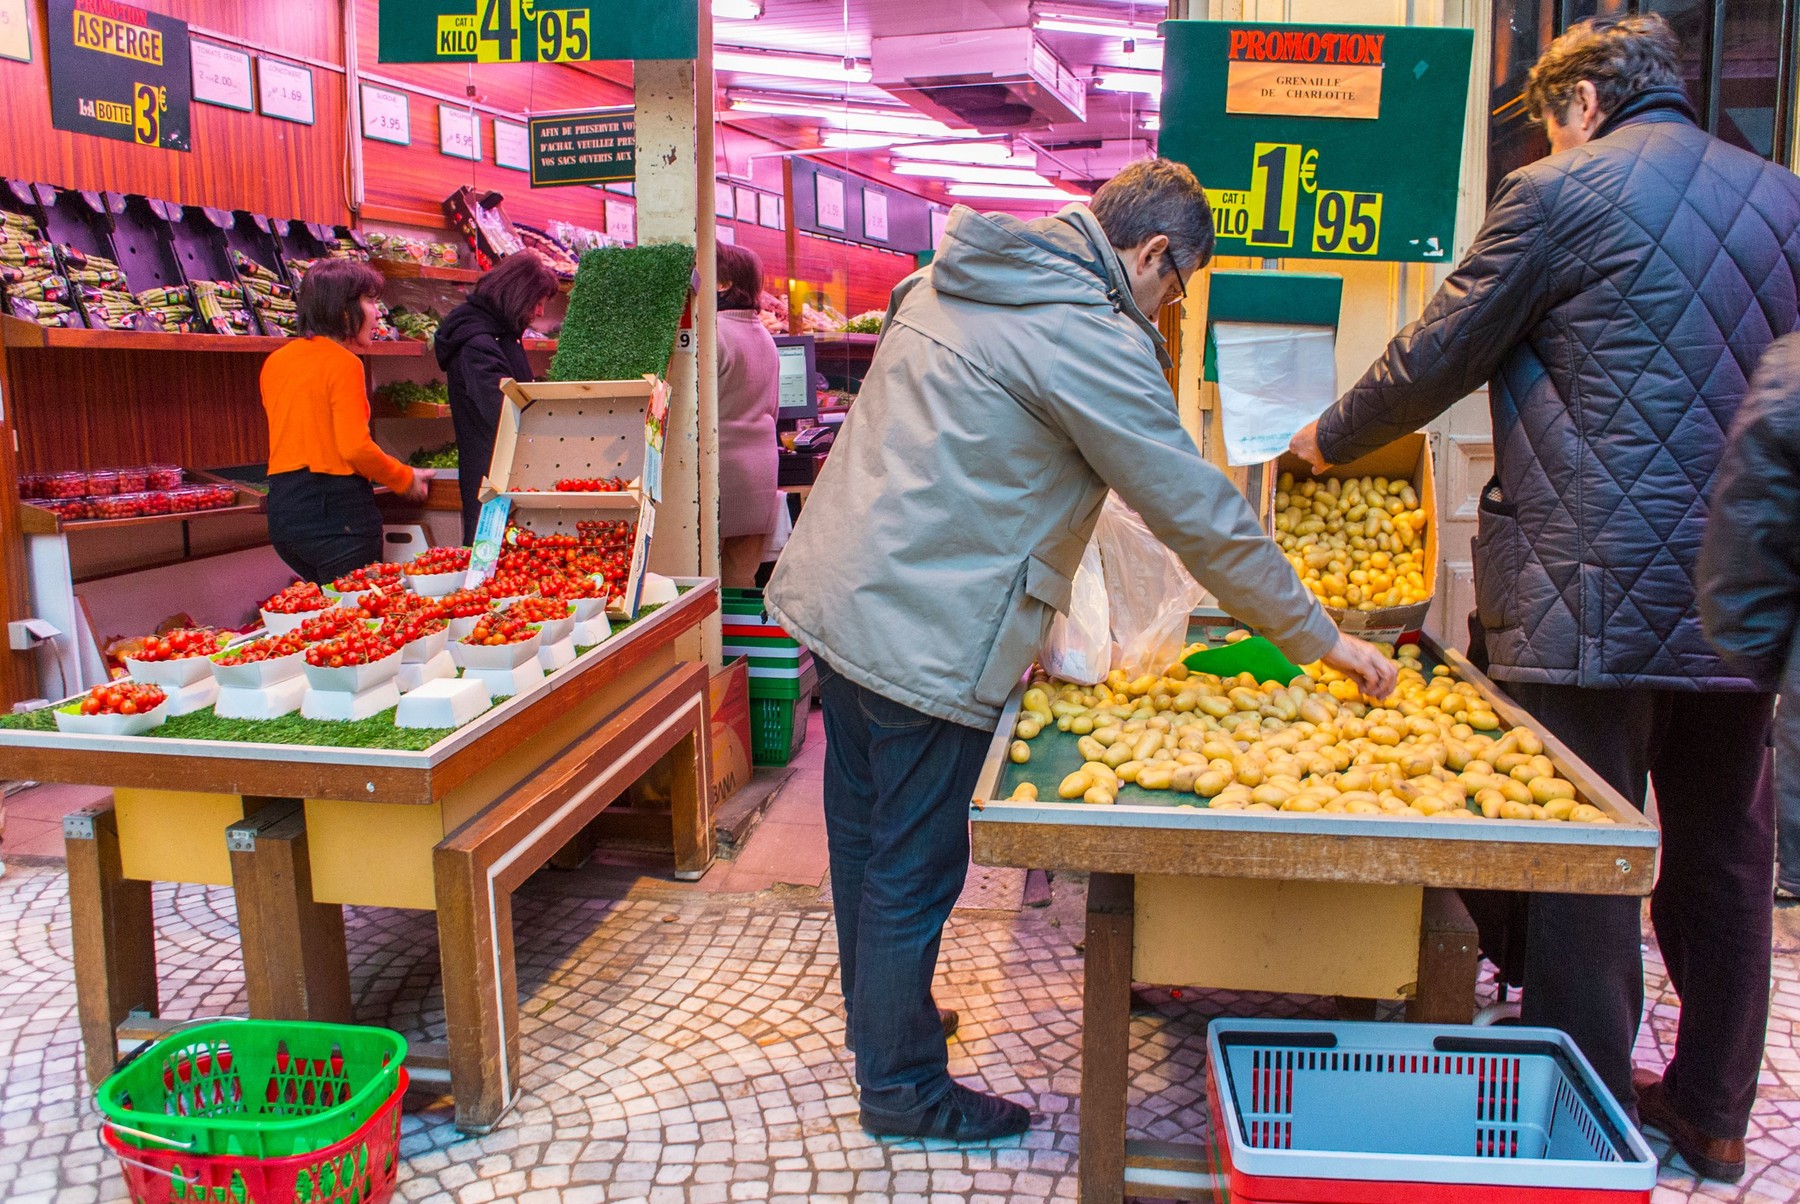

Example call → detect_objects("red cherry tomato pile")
480 570 541 599
331 563 405 593
296 609 374 643
214 633 307 666
535 574 605 600
359 589 444 619
404 547 471 576
552 476 628 492
77 681 166 716
437 589 494 619
263 582 332 615
378 613 449 647
304 631 401 668
502 597 575 624
463 614 536 646
134 628 225 661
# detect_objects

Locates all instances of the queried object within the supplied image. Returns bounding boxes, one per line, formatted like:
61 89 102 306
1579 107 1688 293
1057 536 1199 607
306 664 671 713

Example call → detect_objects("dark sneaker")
861 1083 1032 1142
938 1008 959 1041
1634 1069 1746 1183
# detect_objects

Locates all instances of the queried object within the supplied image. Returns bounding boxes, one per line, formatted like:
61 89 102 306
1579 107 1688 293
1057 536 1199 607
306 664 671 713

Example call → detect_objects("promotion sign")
1160 21 1470 262
529 107 635 186
48 0 192 151
378 0 697 63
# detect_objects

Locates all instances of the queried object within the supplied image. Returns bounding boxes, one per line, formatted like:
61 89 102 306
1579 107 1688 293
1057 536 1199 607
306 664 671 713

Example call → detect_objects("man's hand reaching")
1321 632 1399 701
1289 421 1329 473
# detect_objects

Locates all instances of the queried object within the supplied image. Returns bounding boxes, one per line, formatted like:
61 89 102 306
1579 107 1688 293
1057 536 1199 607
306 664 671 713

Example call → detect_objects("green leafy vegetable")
410 442 460 468
550 244 696 383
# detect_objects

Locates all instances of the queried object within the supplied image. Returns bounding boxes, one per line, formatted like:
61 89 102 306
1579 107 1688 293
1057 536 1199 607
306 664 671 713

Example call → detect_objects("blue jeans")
817 663 994 1116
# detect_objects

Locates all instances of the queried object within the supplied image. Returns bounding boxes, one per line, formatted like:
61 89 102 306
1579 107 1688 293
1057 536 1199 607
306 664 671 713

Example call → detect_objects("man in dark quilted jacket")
1291 15 1800 1182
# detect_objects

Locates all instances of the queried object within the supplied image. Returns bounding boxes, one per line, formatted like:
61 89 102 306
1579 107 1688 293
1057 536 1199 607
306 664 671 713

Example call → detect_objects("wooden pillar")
227 800 353 1024
0 350 41 708
64 803 158 1085
1407 887 1481 1024
636 12 721 667
1079 872 1136 1204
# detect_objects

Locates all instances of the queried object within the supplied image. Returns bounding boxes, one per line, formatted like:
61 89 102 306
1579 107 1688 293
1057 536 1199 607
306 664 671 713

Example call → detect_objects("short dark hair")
470 251 561 334
1090 158 1216 275
297 258 384 340
1523 14 1682 124
716 244 763 311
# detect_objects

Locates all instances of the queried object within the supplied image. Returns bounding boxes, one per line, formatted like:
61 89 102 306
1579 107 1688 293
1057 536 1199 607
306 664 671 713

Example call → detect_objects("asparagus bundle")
191 279 256 335
7 297 80 326
135 285 198 333
77 284 150 330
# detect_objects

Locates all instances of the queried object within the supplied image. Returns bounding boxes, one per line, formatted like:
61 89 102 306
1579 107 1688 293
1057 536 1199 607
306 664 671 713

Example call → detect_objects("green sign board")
1160 21 1471 263
47 0 191 151
529 107 635 186
378 0 696 64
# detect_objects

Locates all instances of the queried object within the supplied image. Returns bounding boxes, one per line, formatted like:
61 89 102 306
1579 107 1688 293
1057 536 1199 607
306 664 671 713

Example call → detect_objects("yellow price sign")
132 82 164 146
475 0 525 62
536 6 590 61
1312 189 1383 255
1244 142 1301 250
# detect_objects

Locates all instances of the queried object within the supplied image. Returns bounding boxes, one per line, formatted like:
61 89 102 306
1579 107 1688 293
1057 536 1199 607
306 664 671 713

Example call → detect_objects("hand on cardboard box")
1289 421 1329 473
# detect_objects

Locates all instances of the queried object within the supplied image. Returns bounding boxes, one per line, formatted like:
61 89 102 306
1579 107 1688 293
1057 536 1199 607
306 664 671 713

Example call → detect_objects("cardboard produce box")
482 376 668 618
1269 432 1437 644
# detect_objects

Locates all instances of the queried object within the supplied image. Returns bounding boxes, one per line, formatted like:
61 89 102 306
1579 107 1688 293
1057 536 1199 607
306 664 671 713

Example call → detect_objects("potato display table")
0 579 718 1132
969 630 1658 1204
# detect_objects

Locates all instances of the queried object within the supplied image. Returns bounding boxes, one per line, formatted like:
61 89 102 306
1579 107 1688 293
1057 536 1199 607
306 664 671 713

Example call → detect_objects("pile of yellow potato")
1273 471 1428 611
1005 643 1610 823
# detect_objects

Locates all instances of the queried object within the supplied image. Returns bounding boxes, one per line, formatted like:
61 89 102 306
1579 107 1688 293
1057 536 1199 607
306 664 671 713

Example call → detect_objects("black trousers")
1487 682 1775 1139
267 470 384 585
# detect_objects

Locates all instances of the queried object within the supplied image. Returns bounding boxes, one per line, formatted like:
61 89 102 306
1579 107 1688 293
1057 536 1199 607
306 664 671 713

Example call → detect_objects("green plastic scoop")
1183 636 1304 684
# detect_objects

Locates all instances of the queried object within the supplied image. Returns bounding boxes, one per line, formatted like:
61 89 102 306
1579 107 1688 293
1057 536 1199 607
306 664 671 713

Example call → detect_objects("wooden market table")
969 632 1660 1204
0 578 719 1132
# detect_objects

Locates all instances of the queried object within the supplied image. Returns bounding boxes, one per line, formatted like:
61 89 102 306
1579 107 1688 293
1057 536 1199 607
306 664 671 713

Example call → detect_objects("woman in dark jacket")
1700 333 1800 900
435 251 561 542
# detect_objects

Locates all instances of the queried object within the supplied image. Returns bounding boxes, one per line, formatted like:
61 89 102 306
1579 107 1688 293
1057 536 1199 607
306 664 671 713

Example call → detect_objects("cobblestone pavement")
4 856 1800 1203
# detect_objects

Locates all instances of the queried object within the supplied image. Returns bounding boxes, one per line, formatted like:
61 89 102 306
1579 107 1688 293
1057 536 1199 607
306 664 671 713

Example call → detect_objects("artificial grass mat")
549 243 696 382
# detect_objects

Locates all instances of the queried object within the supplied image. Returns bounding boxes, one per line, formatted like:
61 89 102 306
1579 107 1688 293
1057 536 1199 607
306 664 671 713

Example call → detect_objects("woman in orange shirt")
260 259 432 583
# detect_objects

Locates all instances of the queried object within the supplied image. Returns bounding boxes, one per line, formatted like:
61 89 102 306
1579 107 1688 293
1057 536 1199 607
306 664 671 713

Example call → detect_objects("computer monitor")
772 334 818 421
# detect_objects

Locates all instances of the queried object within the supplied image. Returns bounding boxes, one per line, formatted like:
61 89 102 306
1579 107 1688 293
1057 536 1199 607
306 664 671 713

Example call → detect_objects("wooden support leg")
435 842 518 1132
1080 872 1135 1204
64 803 157 1086
227 800 352 1024
669 727 714 880
1408 887 1480 1024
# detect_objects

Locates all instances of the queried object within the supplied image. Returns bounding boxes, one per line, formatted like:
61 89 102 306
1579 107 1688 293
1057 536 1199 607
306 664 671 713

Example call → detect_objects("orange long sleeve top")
260 337 414 494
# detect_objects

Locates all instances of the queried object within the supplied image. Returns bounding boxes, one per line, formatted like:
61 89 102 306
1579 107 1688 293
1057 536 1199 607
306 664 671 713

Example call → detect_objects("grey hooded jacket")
1316 90 1800 690
764 203 1338 730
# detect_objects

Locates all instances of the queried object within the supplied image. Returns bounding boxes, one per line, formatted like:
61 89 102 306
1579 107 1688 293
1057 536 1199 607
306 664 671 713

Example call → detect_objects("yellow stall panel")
115 789 253 886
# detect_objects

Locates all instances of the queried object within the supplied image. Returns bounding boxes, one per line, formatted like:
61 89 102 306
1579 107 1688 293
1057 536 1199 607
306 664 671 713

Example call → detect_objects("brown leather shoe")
1632 1069 1746 1183
938 1007 959 1041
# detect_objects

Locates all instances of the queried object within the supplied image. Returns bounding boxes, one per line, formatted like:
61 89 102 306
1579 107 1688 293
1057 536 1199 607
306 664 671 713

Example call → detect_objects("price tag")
1312 189 1384 255
257 58 314 125
757 193 782 231
438 103 478 161
493 118 528 171
191 40 252 112
863 188 889 242
361 84 410 145
675 328 695 355
815 174 845 232
606 199 634 245
0 0 27 63
1204 141 1388 257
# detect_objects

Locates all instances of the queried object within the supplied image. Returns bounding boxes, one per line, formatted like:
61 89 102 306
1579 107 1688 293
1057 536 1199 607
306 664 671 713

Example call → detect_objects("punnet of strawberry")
263 581 332 614
75 681 166 716
296 608 374 642
214 633 307 665
134 628 227 661
304 632 400 668
462 614 536 646
404 547 471 576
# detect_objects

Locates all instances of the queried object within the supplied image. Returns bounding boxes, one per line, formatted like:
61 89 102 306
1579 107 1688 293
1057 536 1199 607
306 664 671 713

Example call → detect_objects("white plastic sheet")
1039 538 1110 684
1093 495 1206 677
1213 321 1338 466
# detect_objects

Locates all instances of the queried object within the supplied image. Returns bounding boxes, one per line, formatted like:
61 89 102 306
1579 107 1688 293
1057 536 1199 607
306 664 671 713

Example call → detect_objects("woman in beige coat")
714 244 781 586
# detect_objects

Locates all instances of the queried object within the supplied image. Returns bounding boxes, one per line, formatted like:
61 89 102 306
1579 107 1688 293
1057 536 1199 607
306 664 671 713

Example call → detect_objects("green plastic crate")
751 694 807 766
97 1019 407 1160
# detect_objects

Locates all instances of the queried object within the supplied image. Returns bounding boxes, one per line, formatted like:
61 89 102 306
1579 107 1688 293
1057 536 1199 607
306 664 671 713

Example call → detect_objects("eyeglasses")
1163 250 1190 306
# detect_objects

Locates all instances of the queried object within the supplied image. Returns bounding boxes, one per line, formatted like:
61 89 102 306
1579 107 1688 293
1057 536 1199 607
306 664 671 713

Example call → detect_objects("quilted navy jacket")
1317 89 1800 690
1699 333 1800 689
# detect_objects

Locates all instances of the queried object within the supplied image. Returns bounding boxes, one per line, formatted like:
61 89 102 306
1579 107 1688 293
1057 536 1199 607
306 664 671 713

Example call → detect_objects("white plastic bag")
1093 494 1206 677
1039 538 1110 684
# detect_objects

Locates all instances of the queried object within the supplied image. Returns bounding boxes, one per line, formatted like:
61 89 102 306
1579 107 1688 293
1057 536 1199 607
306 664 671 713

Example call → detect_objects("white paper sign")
361 84 410 145
1213 322 1338 467
716 223 735 245
714 183 734 219
257 58 314 125
815 174 845 231
734 186 759 224
438 104 478 161
494 119 528 171
758 193 782 231
607 199 635 244
192 41 252 112
863 188 889 241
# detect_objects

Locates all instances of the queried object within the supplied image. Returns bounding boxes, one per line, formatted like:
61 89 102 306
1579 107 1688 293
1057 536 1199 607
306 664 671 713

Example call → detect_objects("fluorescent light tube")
712 0 764 17
890 142 1035 167
1094 70 1161 95
715 49 872 84
891 162 1055 186
946 183 1083 201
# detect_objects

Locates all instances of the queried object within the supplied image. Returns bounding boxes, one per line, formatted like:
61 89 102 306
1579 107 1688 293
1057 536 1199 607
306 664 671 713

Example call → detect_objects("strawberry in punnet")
77 681 165 716
214 633 307 666
304 630 401 668
462 614 535 647
135 628 227 661
263 581 333 615
404 547 471 576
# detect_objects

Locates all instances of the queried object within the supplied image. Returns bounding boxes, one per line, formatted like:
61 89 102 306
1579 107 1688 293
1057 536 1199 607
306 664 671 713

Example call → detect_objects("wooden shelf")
372 259 482 285
1 316 430 357
389 400 452 419
20 491 266 536
812 332 879 349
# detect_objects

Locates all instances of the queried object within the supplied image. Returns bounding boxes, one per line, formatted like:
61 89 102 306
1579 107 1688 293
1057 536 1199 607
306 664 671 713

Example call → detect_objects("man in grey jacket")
1290 16 1800 1181
766 159 1395 1142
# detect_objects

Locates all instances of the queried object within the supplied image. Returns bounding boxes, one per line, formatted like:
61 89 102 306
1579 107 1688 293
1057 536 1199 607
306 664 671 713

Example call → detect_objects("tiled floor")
5 705 1800 1203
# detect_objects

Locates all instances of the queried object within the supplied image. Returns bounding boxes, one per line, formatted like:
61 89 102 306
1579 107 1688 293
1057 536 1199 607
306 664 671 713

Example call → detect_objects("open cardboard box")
1268 432 1437 644
481 376 668 619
